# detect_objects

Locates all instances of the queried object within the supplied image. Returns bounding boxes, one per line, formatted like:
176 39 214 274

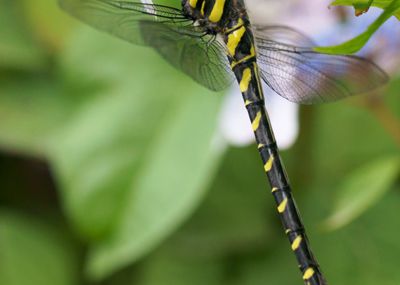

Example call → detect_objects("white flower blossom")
218 85 299 150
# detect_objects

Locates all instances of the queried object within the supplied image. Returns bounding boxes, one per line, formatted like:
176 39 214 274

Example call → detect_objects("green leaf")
84 89 223 280
45 27 225 280
21 0 77 50
173 146 276 258
0 77 75 156
315 0 400 54
0 0 46 70
0 210 79 285
332 0 373 15
128 147 283 285
140 247 225 285
236 191 400 285
322 155 400 231
354 0 374 15
1 20 225 279
331 0 400 18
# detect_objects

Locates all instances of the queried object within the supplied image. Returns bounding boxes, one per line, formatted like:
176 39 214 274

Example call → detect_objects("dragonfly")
59 0 388 284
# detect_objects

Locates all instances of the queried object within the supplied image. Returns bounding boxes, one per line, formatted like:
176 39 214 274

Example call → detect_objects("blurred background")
0 0 399 284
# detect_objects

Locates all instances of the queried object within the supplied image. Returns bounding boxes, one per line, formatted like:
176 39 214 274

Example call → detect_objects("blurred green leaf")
172 146 276 259
315 0 400 54
353 0 374 15
0 210 79 285
21 0 77 51
322 155 400 231
42 27 225 280
0 77 74 155
297 86 400 284
0 0 46 70
85 90 223 280
135 147 283 285
236 190 400 285
1 16 225 278
311 92 399 190
140 247 224 285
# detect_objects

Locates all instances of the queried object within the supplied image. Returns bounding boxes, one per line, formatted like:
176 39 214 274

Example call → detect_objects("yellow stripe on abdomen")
227 26 246 56
291 236 302 251
277 198 288 213
240 68 251 92
245 99 253 106
264 155 274 172
251 111 262 131
303 268 315 280
209 0 226 22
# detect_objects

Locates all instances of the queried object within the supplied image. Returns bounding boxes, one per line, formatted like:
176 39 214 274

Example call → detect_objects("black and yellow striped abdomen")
182 1 329 283
222 17 328 285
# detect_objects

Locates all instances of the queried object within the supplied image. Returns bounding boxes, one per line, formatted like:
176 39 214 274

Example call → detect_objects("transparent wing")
140 21 234 91
60 0 233 91
253 26 388 104
253 25 315 47
59 0 191 45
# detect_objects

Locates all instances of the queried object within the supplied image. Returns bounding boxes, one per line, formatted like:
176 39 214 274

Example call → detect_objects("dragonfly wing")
253 26 388 104
60 0 233 91
59 0 190 45
253 25 315 47
140 20 234 91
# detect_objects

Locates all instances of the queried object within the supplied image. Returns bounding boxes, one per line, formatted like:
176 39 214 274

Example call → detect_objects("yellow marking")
240 68 252 92
245 99 253 106
209 0 226 22
303 268 315 280
253 62 264 99
225 18 244 33
271 187 278 193
189 0 198 8
291 236 302 251
277 198 288 213
257 143 265 149
230 45 255 68
285 229 291 234
251 111 262 131
250 45 255 57
264 155 274 172
227 26 246 56
200 1 205 15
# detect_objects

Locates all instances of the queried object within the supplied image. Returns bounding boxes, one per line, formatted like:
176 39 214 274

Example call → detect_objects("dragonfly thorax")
182 0 245 35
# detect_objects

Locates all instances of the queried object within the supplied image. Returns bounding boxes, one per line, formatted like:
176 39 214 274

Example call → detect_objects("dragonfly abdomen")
227 12 329 285
235 63 328 285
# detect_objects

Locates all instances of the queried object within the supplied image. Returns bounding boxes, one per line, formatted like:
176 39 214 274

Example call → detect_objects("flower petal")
218 85 299 150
